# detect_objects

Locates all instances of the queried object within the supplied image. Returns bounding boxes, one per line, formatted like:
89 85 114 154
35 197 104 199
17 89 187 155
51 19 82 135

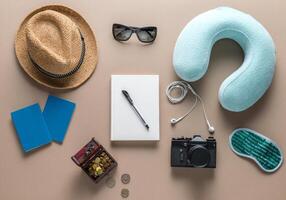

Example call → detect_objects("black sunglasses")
112 23 157 43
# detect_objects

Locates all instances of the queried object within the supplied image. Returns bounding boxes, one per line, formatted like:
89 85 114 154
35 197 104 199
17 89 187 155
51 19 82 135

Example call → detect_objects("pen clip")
122 90 133 105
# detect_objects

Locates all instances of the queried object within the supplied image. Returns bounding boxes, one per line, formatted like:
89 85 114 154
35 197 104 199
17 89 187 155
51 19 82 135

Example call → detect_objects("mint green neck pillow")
173 7 276 112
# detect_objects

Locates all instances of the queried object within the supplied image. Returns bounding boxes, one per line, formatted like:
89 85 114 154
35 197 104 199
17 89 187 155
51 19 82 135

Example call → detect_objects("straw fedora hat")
15 5 98 90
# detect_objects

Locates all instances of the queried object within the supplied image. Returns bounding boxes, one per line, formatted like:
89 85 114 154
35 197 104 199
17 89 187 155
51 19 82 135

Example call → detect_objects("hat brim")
15 5 98 90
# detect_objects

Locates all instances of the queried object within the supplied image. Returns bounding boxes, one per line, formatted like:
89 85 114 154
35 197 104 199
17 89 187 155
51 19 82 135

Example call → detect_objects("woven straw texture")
15 5 98 90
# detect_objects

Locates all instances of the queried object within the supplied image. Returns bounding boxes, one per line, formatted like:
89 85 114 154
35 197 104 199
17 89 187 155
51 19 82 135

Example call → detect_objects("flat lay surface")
1 0 286 200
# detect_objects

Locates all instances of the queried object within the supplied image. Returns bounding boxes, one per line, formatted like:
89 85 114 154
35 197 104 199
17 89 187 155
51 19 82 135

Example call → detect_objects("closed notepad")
11 103 52 152
111 75 160 141
43 95 75 143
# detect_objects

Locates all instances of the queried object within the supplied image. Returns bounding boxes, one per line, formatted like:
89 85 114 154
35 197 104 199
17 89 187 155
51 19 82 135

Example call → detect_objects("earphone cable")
166 81 215 133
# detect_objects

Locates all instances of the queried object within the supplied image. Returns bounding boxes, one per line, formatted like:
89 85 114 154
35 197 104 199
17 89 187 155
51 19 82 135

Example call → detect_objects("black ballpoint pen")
122 90 150 130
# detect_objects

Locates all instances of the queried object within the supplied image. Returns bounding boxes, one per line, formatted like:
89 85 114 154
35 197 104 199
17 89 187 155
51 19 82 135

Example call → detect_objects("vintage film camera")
171 135 216 168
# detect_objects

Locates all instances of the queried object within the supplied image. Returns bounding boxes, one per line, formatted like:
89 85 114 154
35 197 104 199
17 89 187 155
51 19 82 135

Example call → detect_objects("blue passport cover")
43 95 76 143
11 103 52 152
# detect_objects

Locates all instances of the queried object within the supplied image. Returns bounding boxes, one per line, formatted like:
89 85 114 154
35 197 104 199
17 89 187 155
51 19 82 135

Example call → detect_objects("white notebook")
111 75 160 141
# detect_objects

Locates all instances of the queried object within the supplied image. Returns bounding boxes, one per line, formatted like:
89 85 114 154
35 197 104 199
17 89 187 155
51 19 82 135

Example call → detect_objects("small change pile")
88 152 113 177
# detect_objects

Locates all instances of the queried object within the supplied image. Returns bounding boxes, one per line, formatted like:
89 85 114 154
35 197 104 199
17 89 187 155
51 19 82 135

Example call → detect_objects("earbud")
170 117 184 125
205 118 215 134
208 126 215 134
171 118 178 125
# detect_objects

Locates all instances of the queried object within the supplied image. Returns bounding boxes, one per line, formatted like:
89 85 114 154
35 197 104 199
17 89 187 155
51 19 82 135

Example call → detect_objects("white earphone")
166 81 215 134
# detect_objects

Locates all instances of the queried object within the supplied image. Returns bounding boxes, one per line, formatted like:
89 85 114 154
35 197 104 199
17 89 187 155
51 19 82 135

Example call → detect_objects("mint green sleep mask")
229 128 283 173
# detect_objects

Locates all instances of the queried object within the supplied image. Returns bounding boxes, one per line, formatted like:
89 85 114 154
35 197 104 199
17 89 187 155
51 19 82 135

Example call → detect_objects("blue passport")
43 95 76 143
11 103 52 152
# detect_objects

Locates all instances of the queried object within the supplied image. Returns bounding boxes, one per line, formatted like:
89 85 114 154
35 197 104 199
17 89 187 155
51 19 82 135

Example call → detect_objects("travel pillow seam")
201 28 253 104
217 29 253 105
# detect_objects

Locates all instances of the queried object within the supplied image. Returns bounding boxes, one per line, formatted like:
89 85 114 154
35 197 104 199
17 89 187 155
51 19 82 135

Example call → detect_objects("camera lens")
188 145 210 167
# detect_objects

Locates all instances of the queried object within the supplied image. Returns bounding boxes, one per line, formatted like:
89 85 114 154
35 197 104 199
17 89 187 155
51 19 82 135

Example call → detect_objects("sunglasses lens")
137 27 157 43
113 24 132 41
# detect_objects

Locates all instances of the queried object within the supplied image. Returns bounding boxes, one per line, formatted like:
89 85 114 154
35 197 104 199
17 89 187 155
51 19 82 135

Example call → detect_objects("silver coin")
121 173 131 184
121 188 129 198
105 177 116 188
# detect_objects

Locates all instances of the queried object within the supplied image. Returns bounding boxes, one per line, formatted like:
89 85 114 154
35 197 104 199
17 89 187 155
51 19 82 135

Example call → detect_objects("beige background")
1 0 286 199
